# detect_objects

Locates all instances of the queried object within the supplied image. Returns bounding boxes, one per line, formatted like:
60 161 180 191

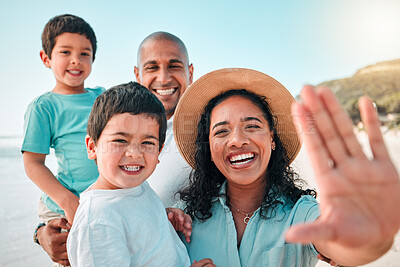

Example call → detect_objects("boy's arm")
23 151 79 223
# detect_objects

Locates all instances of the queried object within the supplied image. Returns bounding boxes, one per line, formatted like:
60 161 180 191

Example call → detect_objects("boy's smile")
41 32 93 94
87 113 162 190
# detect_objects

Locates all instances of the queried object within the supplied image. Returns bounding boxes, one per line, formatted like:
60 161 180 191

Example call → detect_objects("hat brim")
173 68 301 169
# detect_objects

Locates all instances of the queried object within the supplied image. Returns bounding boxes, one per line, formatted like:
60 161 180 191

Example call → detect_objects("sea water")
0 137 52 266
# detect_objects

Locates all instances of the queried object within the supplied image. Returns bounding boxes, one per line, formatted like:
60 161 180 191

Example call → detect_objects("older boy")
22 14 104 230
67 82 213 267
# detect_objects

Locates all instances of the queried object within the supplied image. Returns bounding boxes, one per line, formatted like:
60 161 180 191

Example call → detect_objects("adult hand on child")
166 207 192 242
38 218 71 266
287 85 400 266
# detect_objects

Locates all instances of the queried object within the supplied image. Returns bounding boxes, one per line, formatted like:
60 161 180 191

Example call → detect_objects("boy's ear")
40 50 51 68
85 134 97 160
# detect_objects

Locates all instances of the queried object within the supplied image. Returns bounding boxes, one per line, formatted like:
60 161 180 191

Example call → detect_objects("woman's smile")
209 95 273 186
227 152 256 168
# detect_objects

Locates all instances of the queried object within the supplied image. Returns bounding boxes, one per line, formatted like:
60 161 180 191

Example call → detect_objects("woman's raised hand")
287 85 400 266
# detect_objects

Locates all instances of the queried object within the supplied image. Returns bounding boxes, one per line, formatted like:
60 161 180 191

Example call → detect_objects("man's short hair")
87 82 167 150
41 14 97 60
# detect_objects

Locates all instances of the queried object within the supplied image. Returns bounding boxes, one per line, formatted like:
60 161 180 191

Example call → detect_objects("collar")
216 181 231 213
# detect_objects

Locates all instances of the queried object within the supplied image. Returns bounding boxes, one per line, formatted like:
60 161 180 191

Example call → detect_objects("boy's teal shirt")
22 87 105 214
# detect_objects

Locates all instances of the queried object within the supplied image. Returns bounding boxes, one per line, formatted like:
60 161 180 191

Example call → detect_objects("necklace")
229 203 260 224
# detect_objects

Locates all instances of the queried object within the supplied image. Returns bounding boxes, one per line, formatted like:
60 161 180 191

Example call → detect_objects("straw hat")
173 68 301 169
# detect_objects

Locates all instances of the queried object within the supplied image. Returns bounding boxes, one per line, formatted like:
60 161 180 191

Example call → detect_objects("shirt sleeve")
287 195 320 257
67 223 131 267
21 100 52 154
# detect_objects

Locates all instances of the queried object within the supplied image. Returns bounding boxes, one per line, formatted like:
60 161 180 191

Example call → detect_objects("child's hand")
166 207 192 242
190 258 216 267
63 194 80 225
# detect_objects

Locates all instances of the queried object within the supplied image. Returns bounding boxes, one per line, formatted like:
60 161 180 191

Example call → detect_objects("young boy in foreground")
67 82 214 267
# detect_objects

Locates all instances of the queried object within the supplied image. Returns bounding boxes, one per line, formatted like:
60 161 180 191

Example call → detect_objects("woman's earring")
271 142 275 151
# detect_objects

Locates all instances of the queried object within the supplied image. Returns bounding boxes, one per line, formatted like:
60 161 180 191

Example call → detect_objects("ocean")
0 137 51 266
1 133 399 267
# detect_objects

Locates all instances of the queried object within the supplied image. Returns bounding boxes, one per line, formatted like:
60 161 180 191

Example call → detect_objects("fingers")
285 221 335 244
48 218 71 230
184 212 193 229
191 258 215 267
45 231 70 264
317 254 338 266
57 259 70 266
319 87 365 159
182 227 192 242
300 85 348 165
359 96 390 160
292 101 332 176
166 208 192 242
52 251 70 266
183 213 193 242
300 86 367 164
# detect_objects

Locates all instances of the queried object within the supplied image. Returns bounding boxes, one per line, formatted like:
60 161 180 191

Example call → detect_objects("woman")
173 68 400 266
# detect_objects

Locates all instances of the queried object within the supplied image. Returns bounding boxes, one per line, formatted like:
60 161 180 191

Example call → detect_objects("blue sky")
1 0 400 136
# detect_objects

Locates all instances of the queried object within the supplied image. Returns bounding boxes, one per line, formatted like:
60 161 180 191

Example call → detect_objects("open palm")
287 85 400 265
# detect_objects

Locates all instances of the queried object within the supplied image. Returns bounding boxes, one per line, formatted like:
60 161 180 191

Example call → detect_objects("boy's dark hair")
87 82 167 150
41 14 97 60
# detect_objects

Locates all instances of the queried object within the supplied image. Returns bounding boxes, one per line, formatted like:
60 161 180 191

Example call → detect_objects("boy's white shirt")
67 181 190 267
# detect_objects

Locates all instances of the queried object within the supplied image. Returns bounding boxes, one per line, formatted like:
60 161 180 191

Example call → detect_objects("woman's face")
209 95 273 186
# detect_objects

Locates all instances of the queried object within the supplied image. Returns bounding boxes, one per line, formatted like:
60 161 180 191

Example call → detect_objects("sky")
1 0 400 136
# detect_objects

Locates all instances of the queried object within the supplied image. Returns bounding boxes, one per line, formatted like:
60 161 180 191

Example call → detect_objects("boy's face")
86 113 162 190
40 32 93 94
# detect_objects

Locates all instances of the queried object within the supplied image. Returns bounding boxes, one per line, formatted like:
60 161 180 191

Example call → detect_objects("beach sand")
1 130 399 267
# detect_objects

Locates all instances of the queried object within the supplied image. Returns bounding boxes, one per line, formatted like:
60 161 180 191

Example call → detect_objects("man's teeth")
122 165 141 172
229 153 255 165
156 88 175 96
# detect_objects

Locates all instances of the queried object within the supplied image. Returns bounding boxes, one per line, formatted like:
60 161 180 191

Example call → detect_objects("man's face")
134 39 193 119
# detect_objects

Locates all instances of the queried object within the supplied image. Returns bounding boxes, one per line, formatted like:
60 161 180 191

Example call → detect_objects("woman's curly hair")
178 89 316 221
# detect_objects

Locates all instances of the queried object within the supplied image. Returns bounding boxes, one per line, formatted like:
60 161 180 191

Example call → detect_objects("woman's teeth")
229 153 255 165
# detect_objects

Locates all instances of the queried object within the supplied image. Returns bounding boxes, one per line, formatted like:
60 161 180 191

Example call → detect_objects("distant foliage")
317 59 400 128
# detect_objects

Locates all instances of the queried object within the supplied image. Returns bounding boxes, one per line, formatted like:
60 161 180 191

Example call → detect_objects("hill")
317 59 400 127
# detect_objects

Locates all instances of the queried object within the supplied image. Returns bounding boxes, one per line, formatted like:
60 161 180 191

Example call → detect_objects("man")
36 31 194 265
134 31 194 207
